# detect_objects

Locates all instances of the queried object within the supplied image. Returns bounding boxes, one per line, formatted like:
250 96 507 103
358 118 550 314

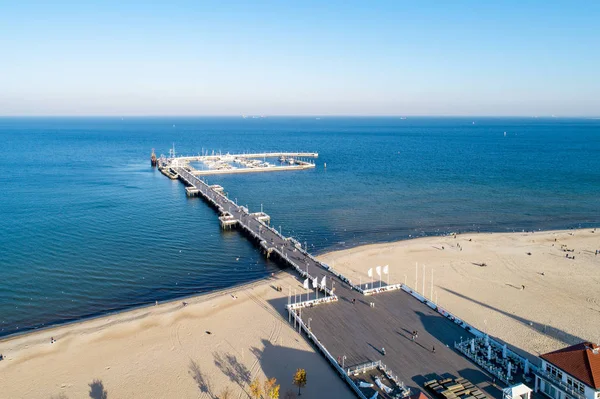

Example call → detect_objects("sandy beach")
1 228 598 398
318 228 600 361
0 273 351 399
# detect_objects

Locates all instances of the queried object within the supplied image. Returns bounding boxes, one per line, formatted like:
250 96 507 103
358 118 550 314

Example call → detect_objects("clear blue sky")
1 1 598 116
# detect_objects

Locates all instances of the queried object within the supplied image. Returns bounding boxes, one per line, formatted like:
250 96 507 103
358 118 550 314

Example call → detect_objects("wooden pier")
162 155 503 399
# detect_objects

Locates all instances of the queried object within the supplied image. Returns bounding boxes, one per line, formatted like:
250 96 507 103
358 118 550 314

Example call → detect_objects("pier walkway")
174 166 339 291
167 163 501 399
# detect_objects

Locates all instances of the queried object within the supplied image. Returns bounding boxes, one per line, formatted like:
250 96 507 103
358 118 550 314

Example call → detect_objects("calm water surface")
0 117 599 336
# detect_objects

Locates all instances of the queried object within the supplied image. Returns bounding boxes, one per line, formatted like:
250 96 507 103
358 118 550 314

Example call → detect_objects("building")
535 342 600 399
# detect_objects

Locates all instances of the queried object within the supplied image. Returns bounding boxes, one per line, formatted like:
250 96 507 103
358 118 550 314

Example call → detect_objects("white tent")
503 383 533 399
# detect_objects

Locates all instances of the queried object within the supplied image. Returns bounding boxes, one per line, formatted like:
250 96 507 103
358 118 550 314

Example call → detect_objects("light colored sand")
0 273 351 399
319 228 600 360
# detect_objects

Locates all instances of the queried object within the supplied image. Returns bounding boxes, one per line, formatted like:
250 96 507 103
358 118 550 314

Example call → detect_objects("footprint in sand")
586 297 599 307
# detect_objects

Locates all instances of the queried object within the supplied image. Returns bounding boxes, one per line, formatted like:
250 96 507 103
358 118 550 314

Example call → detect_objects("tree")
250 377 263 399
264 377 280 399
292 369 307 396
264 378 275 397
266 378 280 399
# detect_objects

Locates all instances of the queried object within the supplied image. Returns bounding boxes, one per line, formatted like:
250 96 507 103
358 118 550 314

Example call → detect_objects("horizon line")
1 114 599 119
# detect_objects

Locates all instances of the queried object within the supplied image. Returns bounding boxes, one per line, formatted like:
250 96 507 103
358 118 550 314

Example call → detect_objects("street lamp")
308 318 312 330
342 355 347 369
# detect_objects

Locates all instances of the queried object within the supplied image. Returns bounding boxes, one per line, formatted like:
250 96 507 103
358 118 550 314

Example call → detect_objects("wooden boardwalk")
165 164 500 399
301 288 500 397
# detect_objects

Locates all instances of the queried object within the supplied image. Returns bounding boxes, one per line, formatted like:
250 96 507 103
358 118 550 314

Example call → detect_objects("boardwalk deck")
167 164 501 399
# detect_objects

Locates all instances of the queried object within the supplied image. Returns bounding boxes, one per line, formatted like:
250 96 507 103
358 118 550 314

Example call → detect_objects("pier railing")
286 296 338 311
288 307 368 399
346 360 382 376
400 284 539 374
363 283 404 296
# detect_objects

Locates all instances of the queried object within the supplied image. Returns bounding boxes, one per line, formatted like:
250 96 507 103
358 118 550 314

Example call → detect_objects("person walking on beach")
432 346 436 353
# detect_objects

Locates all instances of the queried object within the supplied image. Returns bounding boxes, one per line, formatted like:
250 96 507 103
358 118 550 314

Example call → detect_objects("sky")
0 1 599 116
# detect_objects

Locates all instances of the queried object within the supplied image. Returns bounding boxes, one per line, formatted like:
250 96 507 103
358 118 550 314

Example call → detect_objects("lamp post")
308 318 312 330
342 355 347 369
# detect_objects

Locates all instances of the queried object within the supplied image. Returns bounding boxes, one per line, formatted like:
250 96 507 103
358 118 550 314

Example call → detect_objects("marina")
159 149 537 399
156 150 318 178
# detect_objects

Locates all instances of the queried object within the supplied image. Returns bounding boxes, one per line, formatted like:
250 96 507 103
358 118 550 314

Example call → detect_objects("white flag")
383 265 389 275
312 277 318 289
320 276 326 289
376 266 381 276
367 268 373 277
303 278 309 289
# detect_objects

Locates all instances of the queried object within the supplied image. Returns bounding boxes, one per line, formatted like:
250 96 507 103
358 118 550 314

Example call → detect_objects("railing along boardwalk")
165 162 511 399
173 167 342 296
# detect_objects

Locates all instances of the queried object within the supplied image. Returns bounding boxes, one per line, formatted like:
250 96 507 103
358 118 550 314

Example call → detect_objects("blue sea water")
0 117 599 337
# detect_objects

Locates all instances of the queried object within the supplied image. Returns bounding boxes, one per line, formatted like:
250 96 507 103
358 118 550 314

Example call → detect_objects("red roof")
541 342 600 389
410 392 430 399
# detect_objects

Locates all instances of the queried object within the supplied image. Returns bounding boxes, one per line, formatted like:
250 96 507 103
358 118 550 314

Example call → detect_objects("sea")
1 117 599 337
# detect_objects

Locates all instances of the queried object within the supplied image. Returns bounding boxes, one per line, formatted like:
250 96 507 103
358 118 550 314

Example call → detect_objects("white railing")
535 369 586 399
286 295 338 310
347 360 382 375
399 283 539 376
288 309 368 399
379 363 412 398
363 283 404 296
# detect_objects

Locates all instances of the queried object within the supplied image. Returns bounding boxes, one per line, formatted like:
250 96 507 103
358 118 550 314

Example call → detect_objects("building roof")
541 342 600 389
410 392 429 399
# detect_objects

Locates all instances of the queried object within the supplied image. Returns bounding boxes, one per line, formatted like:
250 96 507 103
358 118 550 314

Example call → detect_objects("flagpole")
431 269 433 300
415 262 418 292
422 264 425 297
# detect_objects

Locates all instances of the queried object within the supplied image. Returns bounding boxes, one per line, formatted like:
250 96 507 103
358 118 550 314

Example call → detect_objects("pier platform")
160 152 503 399
159 152 318 177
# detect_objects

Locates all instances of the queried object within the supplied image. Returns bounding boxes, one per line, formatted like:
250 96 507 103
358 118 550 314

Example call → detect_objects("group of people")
411 330 419 341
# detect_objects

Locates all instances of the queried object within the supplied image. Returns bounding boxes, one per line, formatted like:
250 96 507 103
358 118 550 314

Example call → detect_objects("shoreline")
0 270 352 398
4 225 598 342
0 272 283 344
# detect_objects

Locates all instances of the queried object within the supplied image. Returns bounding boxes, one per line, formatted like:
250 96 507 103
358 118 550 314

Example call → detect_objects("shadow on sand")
213 351 251 394
88 379 108 399
440 287 586 349
189 359 215 398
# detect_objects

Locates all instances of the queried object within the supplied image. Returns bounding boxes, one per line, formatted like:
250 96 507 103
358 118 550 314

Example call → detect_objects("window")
546 364 564 380
544 382 558 399
566 377 585 395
